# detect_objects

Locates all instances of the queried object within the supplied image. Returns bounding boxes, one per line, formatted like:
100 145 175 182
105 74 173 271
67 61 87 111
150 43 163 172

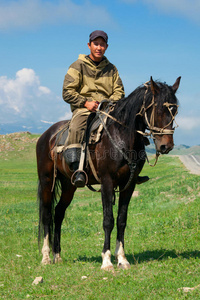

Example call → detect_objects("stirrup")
71 170 88 188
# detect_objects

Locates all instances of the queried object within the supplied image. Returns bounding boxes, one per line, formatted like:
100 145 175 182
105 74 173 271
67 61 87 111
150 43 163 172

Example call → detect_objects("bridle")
136 81 179 139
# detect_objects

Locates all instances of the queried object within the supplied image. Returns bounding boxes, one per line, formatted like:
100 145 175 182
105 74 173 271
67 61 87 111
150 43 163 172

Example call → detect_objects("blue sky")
0 0 199 146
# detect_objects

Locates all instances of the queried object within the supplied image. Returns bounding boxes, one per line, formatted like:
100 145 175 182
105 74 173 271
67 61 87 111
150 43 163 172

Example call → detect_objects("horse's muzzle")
155 136 174 154
159 144 174 154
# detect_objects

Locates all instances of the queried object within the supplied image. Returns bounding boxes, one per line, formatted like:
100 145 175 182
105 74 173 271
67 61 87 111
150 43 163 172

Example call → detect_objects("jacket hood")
78 54 110 69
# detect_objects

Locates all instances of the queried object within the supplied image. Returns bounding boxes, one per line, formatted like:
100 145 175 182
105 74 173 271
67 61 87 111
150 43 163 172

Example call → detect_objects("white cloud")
16 68 40 85
147 0 200 23
176 116 200 131
59 111 72 121
0 68 49 114
0 68 68 124
121 0 200 23
0 0 114 31
174 116 200 146
39 86 51 95
41 120 54 124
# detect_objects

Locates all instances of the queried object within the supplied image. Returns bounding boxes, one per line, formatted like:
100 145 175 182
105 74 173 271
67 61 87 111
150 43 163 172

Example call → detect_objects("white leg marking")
115 240 130 269
101 250 114 271
41 234 51 265
53 253 62 264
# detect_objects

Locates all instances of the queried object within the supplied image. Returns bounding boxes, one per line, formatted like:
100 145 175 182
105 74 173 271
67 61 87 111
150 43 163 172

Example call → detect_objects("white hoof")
101 250 114 271
41 256 51 265
115 240 131 270
101 264 114 271
53 253 63 264
117 262 131 270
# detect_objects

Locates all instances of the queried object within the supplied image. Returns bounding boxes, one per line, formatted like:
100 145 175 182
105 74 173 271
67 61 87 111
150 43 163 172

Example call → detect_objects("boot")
144 137 150 146
71 162 86 188
136 176 149 184
63 147 86 188
73 172 86 188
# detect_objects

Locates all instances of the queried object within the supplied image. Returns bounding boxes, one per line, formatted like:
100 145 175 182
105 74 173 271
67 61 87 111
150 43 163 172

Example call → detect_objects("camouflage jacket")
62 54 125 112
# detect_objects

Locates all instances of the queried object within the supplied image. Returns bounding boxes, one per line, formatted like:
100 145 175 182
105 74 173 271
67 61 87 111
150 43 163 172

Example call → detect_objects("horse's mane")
108 81 178 129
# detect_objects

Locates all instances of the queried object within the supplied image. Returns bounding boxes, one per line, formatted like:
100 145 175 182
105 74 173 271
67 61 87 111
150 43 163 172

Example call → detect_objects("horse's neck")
113 94 146 148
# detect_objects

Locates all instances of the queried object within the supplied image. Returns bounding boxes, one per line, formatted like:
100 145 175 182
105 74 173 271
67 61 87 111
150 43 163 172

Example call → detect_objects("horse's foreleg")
115 188 134 269
101 176 114 271
53 179 76 263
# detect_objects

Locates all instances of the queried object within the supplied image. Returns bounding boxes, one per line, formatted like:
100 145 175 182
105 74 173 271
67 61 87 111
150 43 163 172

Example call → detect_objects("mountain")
170 145 200 155
0 121 51 135
145 143 200 156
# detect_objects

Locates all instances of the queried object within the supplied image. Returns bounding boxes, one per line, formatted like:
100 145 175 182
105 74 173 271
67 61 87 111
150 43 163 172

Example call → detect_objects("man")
62 30 125 187
62 30 148 187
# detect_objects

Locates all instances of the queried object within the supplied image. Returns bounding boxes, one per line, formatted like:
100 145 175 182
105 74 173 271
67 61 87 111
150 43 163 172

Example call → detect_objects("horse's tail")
37 177 60 250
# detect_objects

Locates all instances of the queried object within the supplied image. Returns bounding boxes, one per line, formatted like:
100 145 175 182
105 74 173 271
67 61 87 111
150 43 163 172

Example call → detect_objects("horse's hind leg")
38 177 54 265
53 175 76 263
115 188 134 269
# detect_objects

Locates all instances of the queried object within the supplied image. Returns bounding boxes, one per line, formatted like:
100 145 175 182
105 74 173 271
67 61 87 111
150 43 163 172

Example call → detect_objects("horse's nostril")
160 144 173 154
160 145 167 154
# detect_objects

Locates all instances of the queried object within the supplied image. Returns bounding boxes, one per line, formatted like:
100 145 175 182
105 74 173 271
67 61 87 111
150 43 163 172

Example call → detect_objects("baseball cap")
89 30 108 44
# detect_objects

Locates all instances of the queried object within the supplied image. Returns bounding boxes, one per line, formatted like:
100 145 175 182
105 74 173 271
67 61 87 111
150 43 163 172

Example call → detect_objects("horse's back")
36 120 69 172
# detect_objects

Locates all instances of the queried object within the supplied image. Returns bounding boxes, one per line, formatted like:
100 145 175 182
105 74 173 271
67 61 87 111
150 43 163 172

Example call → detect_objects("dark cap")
89 30 108 44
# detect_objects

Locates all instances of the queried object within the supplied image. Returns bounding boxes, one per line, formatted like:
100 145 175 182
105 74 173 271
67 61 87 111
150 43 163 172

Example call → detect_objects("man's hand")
84 100 99 112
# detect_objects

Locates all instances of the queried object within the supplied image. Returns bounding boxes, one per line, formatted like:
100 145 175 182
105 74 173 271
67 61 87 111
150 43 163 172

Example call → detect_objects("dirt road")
178 155 200 175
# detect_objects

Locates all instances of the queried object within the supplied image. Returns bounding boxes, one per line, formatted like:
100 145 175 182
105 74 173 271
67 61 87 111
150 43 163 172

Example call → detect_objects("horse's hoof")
53 254 63 264
101 264 114 272
41 257 51 265
118 262 131 270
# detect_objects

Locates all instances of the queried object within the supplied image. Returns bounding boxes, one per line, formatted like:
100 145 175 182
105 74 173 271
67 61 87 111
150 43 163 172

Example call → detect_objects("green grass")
0 133 200 299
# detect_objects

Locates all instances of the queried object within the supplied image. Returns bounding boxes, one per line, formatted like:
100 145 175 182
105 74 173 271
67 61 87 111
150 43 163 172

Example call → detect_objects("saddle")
54 100 113 154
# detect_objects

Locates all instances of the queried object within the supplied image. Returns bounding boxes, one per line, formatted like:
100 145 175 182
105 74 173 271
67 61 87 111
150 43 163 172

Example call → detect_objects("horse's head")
145 76 181 154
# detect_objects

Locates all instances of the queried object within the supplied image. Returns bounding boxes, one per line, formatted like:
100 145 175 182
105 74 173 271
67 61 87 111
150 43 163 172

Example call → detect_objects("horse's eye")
169 106 177 115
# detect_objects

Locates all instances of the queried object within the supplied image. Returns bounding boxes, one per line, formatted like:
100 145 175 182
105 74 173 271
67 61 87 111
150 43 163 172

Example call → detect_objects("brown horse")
36 77 181 270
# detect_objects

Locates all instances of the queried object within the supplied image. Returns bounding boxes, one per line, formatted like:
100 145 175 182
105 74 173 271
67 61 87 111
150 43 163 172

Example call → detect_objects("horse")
36 76 181 270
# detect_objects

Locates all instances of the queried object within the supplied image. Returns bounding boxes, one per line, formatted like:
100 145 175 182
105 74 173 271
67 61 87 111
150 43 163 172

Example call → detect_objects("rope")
88 148 101 183
146 151 160 167
136 82 179 138
97 109 128 128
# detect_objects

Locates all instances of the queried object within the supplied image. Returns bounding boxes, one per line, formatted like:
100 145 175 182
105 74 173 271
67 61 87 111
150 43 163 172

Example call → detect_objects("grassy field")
0 133 200 299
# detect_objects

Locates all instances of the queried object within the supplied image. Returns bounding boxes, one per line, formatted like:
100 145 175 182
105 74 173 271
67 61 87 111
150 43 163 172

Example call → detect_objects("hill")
0 132 39 159
171 144 200 155
145 142 200 156
1 132 200 156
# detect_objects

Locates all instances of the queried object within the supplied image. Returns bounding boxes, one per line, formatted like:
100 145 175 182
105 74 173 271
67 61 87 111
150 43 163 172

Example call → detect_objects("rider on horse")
62 30 149 187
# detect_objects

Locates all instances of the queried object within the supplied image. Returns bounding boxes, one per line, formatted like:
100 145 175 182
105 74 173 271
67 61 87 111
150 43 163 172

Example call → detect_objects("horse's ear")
172 76 181 93
150 76 160 95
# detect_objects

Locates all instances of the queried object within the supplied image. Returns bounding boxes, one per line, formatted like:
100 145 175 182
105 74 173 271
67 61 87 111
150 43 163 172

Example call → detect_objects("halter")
136 81 179 139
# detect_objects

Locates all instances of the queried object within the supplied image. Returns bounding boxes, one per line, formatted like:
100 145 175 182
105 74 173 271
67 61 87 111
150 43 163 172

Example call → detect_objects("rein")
97 105 128 128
